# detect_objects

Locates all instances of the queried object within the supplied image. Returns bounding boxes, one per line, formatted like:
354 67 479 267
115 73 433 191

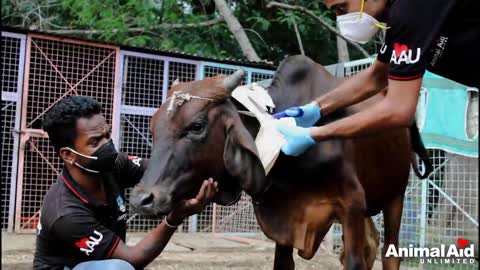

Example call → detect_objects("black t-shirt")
33 152 147 270
377 0 480 87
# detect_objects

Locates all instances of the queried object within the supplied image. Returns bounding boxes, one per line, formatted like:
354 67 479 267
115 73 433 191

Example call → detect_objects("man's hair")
43 96 102 154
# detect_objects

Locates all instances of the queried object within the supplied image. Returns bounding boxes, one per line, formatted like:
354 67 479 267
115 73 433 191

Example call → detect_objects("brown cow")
130 55 432 270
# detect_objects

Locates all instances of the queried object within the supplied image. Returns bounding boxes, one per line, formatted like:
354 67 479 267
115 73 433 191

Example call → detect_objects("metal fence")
1 32 25 232
12 33 119 232
1 30 478 269
0 31 275 233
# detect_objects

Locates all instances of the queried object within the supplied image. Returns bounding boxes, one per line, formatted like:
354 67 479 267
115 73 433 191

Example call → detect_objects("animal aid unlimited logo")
75 230 103 256
430 36 448 67
388 42 421 65
385 238 476 265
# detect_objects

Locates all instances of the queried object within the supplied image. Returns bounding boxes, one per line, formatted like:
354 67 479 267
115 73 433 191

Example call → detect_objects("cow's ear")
222 115 269 199
213 171 243 206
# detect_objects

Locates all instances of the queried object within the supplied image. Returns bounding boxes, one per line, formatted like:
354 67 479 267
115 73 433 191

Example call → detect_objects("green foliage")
2 0 376 65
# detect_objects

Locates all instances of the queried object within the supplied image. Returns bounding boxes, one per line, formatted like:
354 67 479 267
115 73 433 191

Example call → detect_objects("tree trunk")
336 25 350 62
213 0 261 62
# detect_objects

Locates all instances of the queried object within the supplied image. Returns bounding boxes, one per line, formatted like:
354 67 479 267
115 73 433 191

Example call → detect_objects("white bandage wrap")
232 83 295 174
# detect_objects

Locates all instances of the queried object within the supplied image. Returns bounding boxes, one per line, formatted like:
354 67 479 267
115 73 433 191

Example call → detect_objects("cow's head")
130 70 268 216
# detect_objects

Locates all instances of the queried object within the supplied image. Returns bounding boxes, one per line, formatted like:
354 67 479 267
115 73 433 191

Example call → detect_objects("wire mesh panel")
2 34 22 93
1 32 25 232
212 193 261 234
251 71 274 83
119 113 159 232
122 55 164 108
167 60 197 89
329 150 479 270
203 63 248 85
16 34 118 232
117 52 200 232
1 100 18 231
25 36 116 129
343 57 375 77
20 139 63 231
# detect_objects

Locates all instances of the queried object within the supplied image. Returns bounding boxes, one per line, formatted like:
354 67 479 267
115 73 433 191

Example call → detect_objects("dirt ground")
2 233 383 270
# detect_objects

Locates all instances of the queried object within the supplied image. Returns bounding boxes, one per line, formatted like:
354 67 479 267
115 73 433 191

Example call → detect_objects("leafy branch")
267 1 370 58
44 17 225 34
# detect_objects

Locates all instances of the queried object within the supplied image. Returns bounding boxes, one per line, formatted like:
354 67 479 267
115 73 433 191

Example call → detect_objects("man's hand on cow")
276 121 316 156
166 178 218 226
273 102 321 127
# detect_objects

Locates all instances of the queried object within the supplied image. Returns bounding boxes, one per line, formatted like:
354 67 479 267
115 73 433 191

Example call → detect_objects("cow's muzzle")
130 185 173 216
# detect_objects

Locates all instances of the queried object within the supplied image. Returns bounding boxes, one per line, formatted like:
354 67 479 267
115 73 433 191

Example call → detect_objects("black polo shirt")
377 0 480 87
33 152 147 270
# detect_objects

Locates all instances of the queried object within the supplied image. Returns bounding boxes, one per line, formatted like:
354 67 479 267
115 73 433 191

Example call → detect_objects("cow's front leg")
337 170 368 270
339 204 368 270
381 194 404 270
273 244 294 270
340 217 379 269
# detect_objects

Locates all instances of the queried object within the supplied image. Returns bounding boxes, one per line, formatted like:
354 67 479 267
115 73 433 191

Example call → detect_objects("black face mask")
67 140 118 174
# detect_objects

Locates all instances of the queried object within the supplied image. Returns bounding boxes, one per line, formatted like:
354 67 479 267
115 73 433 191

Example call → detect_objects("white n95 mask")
337 12 387 44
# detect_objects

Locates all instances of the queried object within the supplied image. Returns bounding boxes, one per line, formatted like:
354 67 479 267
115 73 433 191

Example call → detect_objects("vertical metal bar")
15 34 32 232
212 203 217 233
188 215 197 233
194 61 202 81
112 50 125 146
198 62 205 80
246 69 252 85
419 177 428 249
8 33 26 232
162 60 169 104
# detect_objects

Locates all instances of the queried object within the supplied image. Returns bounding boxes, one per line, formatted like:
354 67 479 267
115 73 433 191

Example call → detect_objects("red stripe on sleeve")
107 237 121 258
388 74 423 81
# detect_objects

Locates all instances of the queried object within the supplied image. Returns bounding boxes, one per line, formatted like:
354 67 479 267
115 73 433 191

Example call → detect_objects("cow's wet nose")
138 192 154 207
131 190 155 210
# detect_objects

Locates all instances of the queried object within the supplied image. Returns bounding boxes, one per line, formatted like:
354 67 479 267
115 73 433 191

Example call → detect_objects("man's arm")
313 59 389 116
111 179 217 269
310 78 422 140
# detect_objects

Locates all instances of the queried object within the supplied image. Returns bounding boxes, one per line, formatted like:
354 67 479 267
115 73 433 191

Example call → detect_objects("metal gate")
1 32 26 232
2 30 275 233
15 34 120 232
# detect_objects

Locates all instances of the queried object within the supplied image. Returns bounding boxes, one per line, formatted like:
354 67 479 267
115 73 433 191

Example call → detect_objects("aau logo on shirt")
128 155 142 167
388 42 421 65
75 230 103 256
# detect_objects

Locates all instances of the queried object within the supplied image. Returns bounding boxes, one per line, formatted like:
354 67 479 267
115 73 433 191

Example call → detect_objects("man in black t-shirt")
273 0 479 156
33 96 217 270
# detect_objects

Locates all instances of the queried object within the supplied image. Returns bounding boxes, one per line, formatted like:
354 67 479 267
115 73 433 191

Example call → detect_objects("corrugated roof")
2 26 276 70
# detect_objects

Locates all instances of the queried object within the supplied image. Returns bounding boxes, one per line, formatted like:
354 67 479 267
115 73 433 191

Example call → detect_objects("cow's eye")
189 122 205 133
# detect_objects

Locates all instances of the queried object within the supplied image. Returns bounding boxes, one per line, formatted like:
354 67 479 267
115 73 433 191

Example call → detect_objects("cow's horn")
172 78 180 87
223 69 245 93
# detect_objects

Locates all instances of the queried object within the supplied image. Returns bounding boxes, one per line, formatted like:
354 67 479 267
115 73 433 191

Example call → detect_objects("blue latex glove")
273 103 321 127
276 121 316 156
